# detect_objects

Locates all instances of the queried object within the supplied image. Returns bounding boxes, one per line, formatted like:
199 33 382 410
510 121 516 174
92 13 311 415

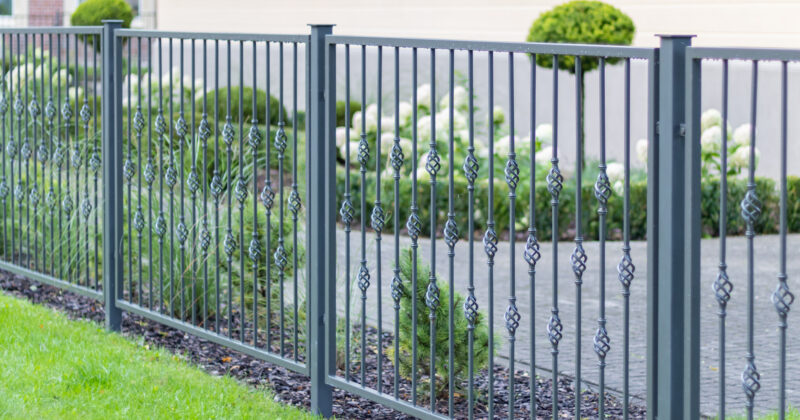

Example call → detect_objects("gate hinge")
679 123 686 137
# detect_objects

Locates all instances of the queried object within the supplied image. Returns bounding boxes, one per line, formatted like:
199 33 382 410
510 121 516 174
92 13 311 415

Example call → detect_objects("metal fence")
0 21 795 420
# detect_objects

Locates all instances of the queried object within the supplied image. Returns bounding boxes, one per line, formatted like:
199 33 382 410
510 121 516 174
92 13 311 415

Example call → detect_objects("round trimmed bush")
71 0 134 35
527 0 635 73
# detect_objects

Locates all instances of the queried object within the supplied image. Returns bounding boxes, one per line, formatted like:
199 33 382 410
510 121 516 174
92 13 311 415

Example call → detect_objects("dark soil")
1 272 646 419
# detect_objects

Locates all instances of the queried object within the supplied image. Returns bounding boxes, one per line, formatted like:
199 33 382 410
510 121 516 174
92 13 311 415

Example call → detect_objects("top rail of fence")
0 26 103 34
688 46 800 62
326 34 656 59
116 29 309 43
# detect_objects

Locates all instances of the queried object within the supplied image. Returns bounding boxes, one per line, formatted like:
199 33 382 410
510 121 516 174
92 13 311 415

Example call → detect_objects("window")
0 0 12 16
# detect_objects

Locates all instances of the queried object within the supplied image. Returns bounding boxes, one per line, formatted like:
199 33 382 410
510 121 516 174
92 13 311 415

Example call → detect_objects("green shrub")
701 176 778 237
788 176 800 232
527 1 635 73
336 100 361 127
390 248 493 399
70 0 133 46
195 87 286 126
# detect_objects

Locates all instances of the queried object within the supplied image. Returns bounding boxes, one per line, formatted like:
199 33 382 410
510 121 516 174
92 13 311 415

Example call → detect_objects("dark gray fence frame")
0 21 795 420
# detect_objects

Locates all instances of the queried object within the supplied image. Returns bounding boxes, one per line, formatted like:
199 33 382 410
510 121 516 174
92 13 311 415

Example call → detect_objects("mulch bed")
1 272 646 419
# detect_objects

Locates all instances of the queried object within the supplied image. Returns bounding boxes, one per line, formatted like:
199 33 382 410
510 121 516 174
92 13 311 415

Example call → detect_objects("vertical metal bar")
0 33 7 261
190 38 197 326
213 39 221 332
201 38 209 329
93 35 100 291
714 59 731 420
12 33 19 270
72 34 79 284
291 41 299 360
446 48 457 417
547 54 564 420
525 51 540 420
645 48 660 420
82 34 89 290
179 38 187 322
30 33 39 273
102 19 124 331
740 60 760 420
773 59 793 420
656 34 695 419
238 39 245 342
357 43 368 388
135 36 143 306
505 50 520 419
276 41 286 354
594 57 610 420
127 37 133 301
168 37 175 319
571 56 586 420
484 50 496 419
426 47 439 413
621 57 635 420
264 40 272 348
409 46 419 406
373 44 384 394
310 23 335 417
24 33 29 270
147 37 154 310
391 45 402 400
250 40 259 345
342 43 352 381
464 48 478 420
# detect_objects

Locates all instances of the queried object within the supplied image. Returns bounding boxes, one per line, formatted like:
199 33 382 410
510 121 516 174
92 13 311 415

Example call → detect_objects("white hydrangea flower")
636 139 648 165
606 162 625 184
701 108 722 132
438 85 468 111
493 105 505 126
732 123 751 147
701 126 723 154
415 83 431 110
351 111 363 135
339 141 360 163
536 146 553 167
434 109 468 136
380 116 394 131
730 146 760 171
417 115 432 143
535 123 553 146
397 101 413 126
613 180 625 196
51 69 72 88
399 138 413 158
335 127 348 148
364 103 378 133
494 135 510 157
380 132 395 156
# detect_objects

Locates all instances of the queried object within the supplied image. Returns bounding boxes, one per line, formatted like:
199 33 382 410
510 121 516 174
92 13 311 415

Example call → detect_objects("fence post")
307 23 334 417
653 34 700 419
102 20 123 332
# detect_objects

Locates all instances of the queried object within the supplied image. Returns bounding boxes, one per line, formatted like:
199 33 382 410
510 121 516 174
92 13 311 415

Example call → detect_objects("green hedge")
337 168 792 241
195 87 286 126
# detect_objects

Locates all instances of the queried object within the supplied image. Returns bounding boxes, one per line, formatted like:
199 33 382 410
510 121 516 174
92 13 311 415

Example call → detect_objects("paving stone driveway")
334 229 799 416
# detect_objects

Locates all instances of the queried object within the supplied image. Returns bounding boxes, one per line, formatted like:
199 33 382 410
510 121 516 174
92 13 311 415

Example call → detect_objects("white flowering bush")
699 108 759 178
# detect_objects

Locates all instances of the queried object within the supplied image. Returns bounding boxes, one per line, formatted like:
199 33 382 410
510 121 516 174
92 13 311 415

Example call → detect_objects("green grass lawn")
0 293 316 420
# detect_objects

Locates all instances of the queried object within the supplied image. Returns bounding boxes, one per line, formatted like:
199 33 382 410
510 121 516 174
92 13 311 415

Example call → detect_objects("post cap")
655 34 696 39
307 24 336 27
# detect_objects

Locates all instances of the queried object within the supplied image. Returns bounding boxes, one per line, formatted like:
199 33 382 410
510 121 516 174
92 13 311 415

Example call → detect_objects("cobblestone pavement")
334 229 799 417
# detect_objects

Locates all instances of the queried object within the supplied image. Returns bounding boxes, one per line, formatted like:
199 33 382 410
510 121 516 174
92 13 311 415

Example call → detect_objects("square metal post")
654 34 700 420
307 23 335 418
645 49 660 420
102 20 123 332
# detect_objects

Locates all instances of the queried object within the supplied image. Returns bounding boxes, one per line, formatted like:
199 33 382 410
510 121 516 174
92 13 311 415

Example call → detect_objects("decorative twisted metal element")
14 95 23 117
425 148 441 176
222 121 236 147
483 226 498 259
713 263 733 308
288 190 301 216
248 124 262 149
0 181 8 199
406 210 422 242
0 94 8 116
463 150 479 186
741 359 761 402
153 215 167 238
547 159 564 201
133 210 145 233
37 144 48 163
44 99 56 121
164 165 178 189
187 170 200 196
595 169 612 215
740 187 761 236
505 303 521 336
425 279 440 312
224 232 238 258
174 116 189 138
357 134 369 168
80 198 92 220
594 324 611 359
79 103 91 126
571 242 587 279
52 144 64 167
14 182 24 203
132 110 146 134
274 244 288 271
371 204 385 233
29 185 39 208
547 310 564 346
176 222 188 244
154 113 167 136
524 231 541 268
61 101 73 125
45 189 56 210
618 247 635 290
260 184 275 211
357 264 370 294
62 194 73 215
123 159 136 182
89 152 101 173
444 217 459 249
234 179 248 204
772 274 794 318
505 155 520 191
464 293 479 328
21 142 31 161
5 139 16 158
210 175 223 200
143 161 156 186
248 237 261 263
28 98 41 118
339 199 354 226
70 146 81 168
390 140 404 174
273 124 287 156
391 274 404 305
199 227 212 252
198 117 212 141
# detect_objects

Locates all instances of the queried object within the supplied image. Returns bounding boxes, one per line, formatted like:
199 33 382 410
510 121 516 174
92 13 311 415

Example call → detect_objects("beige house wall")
155 0 800 47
